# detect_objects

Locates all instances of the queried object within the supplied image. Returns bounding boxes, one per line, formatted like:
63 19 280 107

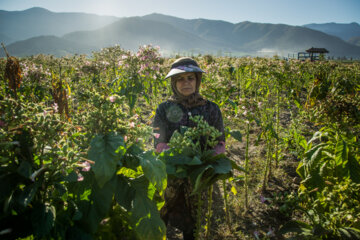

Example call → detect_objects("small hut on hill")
298 47 329 61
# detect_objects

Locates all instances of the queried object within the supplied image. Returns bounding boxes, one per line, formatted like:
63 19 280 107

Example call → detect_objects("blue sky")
1 0 359 26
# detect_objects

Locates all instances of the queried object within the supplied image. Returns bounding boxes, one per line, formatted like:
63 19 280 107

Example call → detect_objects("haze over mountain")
0 7 118 42
1 8 360 58
304 22 360 41
349 36 360 46
0 33 14 45
142 13 360 57
2 36 96 57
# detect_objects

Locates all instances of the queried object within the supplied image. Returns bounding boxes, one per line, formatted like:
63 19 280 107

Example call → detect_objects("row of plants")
1 44 360 239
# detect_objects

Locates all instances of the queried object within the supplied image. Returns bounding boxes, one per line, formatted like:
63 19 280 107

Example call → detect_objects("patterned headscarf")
166 57 207 108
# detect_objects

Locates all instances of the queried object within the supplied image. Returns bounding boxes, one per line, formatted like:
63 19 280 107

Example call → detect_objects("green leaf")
308 131 323 144
212 158 232 174
135 217 166 240
31 203 56 238
302 171 324 190
192 165 215 194
335 139 348 166
161 151 194 166
124 144 142 170
139 151 167 192
303 144 325 178
308 147 323 171
338 227 360 239
64 171 79 183
88 133 125 187
66 226 93 240
188 156 202 165
348 152 360 183
132 194 166 240
230 130 242 142
278 220 312 235
227 99 238 114
296 162 305 180
68 200 83 221
180 126 189 134
17 182 39 207
293 99 302 109
17 161 32 178
115 175 136 211
0 173 19 202
82 175 117 233
165 164 176 175
229 159 247 173
245 79 252 90
130 177 166 240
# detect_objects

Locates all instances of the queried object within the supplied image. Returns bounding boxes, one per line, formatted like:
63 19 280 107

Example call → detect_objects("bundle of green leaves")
159 115 245 195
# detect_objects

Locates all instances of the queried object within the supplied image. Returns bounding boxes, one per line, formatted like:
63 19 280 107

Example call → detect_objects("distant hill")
63 17 217 54
0 7 119 41
304 22 360 41
348 36 360 46
2 8 360 58
0 35 96 57
141 13 360 57
0 33 14 45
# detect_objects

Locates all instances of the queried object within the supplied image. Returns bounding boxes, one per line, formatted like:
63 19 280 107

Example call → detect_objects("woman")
153 57 225 240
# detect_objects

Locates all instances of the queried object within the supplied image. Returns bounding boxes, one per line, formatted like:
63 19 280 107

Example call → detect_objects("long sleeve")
208 102 225 143
153 104 169 148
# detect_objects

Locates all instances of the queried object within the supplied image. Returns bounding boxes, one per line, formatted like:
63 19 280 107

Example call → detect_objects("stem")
244 122 250 210
275 87 280 168
195 193 203 240
262 138 271 191
237 68 241 101
222 180 231 231
205 185 213 239
268 138 273 179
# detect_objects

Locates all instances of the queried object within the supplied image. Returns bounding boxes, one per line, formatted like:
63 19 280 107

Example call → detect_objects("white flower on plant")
53 103 59 113
81 161 91 172
109 96 116 103
77 173 84 182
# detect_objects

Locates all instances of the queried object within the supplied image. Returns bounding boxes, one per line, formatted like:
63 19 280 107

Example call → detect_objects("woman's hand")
156 142 170 153
213 141 225 155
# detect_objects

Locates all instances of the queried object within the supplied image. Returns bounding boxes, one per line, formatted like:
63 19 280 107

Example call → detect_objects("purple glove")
156 143 170 153
214 141 225 155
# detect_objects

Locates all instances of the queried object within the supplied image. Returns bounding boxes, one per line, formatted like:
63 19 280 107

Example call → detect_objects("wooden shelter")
306 47 329 61
297 47 329 61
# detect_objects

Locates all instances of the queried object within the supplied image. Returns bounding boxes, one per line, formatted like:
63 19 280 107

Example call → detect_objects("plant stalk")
244 121 250 210
205 185 213 239
222 180 231 231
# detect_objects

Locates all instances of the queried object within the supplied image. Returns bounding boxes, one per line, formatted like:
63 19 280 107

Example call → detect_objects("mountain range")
1 7 360 58
304 22 360 41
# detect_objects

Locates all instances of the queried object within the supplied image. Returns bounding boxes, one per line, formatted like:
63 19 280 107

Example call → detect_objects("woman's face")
174 72 197 96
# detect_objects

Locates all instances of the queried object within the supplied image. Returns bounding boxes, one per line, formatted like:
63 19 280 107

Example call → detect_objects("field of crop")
1 44 360 240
